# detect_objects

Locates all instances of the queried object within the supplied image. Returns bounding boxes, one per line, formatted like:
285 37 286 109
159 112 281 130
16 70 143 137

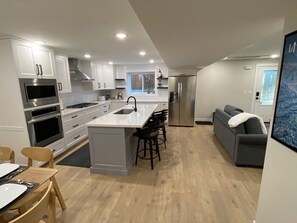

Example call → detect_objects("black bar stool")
134 121 161 170
148 109 168 148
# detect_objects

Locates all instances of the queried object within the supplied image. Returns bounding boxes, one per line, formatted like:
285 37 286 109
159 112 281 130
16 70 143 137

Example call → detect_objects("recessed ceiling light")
270 54 279 58
139 51 146 56
116 33 127 39
108 61 113 65
84 54 91 58
149 60 154 63
223 57 229 60
34 41 45 45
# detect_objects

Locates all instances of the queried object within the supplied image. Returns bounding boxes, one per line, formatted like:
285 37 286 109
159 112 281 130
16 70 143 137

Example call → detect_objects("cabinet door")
34 47 55 78
115 66 126 79
91 63 101 90
102 64 115 89
55 55 72 93
13 41 39 78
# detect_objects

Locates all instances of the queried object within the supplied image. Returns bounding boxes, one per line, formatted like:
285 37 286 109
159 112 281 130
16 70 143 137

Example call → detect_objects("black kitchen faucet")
127 96 137 112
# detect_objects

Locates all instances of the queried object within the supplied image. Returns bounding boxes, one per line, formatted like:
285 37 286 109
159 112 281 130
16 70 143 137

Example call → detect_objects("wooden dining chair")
0 147 15 163
8 181 56 223
21 147 66 211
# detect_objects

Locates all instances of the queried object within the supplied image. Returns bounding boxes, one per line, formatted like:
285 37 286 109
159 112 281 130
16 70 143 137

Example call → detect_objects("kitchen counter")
87 103 158 176
86 104 158 128
109 98 168 103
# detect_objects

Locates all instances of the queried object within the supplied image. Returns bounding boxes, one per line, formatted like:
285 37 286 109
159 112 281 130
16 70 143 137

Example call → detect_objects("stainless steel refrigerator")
168 75 196 126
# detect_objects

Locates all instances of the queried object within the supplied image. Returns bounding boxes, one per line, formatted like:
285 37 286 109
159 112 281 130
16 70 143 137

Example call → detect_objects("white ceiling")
129 0 297 69
0 0 163 64
0 0 296 69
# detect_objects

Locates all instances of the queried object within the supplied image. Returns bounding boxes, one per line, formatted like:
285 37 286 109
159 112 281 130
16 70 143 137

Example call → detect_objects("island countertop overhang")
86 104 158 128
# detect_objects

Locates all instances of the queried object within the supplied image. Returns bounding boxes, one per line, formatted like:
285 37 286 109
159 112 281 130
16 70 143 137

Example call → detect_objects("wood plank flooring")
54 125 262 223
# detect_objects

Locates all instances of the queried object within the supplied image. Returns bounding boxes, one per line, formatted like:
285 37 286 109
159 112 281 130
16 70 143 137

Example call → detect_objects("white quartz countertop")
61 101 110 116
86 104 158 128
109 98 168 103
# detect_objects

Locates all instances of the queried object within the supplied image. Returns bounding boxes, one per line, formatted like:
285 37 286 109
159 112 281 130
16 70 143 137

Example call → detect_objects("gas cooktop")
66 102 98 109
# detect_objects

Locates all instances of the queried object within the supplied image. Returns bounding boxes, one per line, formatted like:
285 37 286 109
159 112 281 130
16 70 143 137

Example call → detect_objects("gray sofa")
213 105 267 166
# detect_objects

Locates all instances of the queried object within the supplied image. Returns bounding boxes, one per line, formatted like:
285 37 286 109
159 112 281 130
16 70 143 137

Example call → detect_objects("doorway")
252 64 278 122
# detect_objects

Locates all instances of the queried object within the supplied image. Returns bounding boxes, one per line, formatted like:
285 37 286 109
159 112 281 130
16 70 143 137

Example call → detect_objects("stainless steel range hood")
68 58 95 82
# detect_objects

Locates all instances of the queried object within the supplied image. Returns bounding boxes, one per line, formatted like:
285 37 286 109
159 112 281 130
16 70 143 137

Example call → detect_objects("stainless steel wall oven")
19 78 63 147
25 104 63 147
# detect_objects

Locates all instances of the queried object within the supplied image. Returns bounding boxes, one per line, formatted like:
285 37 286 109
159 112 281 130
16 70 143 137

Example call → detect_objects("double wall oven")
19 78 63 147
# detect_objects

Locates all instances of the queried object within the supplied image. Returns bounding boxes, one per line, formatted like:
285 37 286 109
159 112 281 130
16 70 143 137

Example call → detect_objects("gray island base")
86 104 158 176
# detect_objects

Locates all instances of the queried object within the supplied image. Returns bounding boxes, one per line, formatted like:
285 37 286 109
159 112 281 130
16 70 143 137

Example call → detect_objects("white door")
14 41 38 78
102 64 115 89
55 55 72 93
252 64 278 122
34 48 55 78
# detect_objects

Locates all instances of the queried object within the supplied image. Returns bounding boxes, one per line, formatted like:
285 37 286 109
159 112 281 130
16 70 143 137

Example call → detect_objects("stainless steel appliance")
66 102 98 108
168 75 196 126
68 58 94 82
19 78 59 108
25 104 63 147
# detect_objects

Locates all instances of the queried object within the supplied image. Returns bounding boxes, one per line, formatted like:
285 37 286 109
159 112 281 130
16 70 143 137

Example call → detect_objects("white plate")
0 183 27 209
0 163 20 178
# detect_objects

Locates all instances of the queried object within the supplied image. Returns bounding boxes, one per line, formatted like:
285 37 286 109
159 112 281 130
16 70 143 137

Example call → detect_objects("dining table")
0 166 58 216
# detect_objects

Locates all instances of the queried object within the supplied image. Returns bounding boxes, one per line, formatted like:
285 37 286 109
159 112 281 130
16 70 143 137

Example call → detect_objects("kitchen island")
86 103 158 176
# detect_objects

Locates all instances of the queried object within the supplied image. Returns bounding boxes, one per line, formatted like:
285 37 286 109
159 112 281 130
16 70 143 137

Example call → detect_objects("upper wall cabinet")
91 63 115 90
55 55 72 93
12 40 56 79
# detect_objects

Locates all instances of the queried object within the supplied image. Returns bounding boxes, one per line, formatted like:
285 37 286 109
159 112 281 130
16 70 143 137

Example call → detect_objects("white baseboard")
195 118 212 122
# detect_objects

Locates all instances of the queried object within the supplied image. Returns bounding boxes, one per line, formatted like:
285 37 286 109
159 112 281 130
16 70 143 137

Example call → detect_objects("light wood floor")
54 125 262 223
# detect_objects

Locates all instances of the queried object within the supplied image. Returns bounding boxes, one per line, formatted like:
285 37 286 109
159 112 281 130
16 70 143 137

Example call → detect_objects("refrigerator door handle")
177 82 180 103
179 82 183 101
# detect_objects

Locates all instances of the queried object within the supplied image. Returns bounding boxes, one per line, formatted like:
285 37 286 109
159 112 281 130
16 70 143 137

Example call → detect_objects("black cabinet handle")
104 83 106 88
60 82 63 91
39 64 43 75
53 149 56 152
92 116 97 120
98 83 101 89
72 124 79 128
71 115 78 119
57 83 61 91
36 64 40 75
74 135 80 140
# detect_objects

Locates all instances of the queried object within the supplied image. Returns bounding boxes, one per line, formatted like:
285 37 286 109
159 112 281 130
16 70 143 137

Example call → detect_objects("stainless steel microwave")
19 78 59 108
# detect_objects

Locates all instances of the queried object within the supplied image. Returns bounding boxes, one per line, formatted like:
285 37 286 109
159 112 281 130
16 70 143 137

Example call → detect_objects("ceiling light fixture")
34 41 45 45
84 54 91 58
139 51 146 56
270 54 279 58
149 60 154 63
108 61 113 65
222 57 229 60
116 33 127 39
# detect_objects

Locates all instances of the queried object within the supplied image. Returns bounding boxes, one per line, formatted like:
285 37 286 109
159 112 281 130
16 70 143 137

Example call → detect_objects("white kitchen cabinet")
91 63 115 90
115 65 126 79
102 64 115 89
12 40 56 79
55 55 72 93
62 102 111 149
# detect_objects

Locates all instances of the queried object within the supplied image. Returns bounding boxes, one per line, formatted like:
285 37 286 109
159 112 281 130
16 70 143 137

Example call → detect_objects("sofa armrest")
234 134 268 166
236 134 267 145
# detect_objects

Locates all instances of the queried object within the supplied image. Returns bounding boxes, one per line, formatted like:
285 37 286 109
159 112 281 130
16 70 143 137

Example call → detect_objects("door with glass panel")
253 64 278 122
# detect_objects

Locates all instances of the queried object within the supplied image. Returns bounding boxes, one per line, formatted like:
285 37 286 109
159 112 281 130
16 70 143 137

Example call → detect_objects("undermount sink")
113 109 134 115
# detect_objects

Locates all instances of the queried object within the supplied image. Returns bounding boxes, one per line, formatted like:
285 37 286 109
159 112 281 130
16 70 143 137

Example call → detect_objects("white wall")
255 16 297 223
195 59 278 121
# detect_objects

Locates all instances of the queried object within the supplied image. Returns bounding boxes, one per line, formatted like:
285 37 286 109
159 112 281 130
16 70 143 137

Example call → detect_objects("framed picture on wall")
271 30 297 152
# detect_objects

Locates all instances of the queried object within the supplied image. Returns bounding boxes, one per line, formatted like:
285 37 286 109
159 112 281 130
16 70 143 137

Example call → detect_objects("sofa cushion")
244 117 263 134
224 105 244 115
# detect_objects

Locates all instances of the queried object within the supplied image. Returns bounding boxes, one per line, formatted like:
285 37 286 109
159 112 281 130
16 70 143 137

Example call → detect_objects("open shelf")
116 87 126 89
157 77 168 80
115 78 126 81
157 86 168 89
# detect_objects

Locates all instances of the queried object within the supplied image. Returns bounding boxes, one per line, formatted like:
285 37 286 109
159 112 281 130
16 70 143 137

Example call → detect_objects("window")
127 72 156 94
261 70 277 105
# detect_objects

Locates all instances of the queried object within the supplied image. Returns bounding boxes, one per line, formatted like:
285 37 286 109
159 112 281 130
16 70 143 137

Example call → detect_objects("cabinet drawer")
65 127 87 148
85 110 102 123
101 103 110 113
85 106 101 115
63 111 84 123
63 117 85 134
